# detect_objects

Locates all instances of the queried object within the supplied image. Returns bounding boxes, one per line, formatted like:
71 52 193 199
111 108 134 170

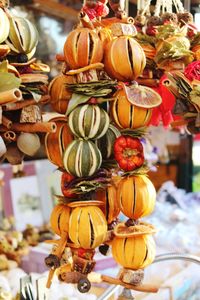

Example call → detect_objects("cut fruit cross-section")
121 82 162 108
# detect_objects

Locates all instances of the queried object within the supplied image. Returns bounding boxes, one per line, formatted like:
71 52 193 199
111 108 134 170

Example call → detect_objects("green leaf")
0 73 21 92
121 127 147 138
66 80 117 97
190 91 200 109
135 33 156 46
184 112 197 118
122 164 150 177
66 93 90 116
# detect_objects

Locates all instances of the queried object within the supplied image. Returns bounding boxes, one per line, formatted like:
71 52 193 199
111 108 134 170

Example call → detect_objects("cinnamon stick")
4 131 17 142
137 78 159 87
0 88 22 105
2 115 12 129
11 122 57 133
170 119 189 127
3 95 50 111
101 275 159 293
79 11 94 29
46 233 68 289
93 16 134 27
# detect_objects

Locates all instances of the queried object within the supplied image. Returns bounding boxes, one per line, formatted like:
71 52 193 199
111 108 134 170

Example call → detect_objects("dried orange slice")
114 221 157 237
121 82 162 108
67 200 104 208
11 57 36 67
30 62 50 72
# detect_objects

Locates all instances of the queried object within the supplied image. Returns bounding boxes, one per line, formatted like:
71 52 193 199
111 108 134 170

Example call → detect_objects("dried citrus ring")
121 82 162 108
10 57 36 67
114 221 157 237
67 200 104 208
66 63 104 75
20 73 49 84
30 62 50 72
7 64 20 77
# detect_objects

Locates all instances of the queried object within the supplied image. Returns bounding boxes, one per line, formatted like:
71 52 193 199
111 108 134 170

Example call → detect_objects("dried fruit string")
44 0 160 294
0 1 51 175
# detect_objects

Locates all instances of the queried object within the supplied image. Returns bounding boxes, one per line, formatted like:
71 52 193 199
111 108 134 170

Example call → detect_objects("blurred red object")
150 75 177 127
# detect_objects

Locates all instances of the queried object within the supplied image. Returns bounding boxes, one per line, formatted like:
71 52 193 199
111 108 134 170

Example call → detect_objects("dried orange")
67 200 104 208
121 83 162 108
114 221 157 237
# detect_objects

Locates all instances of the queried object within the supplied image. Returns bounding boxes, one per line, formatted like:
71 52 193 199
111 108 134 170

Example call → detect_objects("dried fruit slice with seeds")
121 83 162 108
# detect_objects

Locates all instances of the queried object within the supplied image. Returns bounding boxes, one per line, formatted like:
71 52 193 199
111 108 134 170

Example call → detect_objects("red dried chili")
114 135 144 171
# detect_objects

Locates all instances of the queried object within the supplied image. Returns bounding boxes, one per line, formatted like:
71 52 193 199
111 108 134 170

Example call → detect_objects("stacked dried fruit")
44 0 161 294
0 1 52 171
134 2 200 127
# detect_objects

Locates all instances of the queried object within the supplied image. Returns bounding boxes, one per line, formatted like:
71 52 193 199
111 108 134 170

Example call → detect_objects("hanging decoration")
135 0 199 127
0 1 53 173
44 0 161 295
135 0 200 132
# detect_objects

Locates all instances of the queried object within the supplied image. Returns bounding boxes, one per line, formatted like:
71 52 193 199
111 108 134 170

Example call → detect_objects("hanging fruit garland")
44 0 161 295
134 0 200 128
0 1 53 173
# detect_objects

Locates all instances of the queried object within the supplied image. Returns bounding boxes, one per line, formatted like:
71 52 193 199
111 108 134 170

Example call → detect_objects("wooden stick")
137 78 159 87
170 119 189 127
93 16 134 27
46 233 68 289
79 11 94 29
2 115 12 129
0 89 22 105
11 122 57 133
101 275 159 293
3 95 50 111
3 131 17 142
